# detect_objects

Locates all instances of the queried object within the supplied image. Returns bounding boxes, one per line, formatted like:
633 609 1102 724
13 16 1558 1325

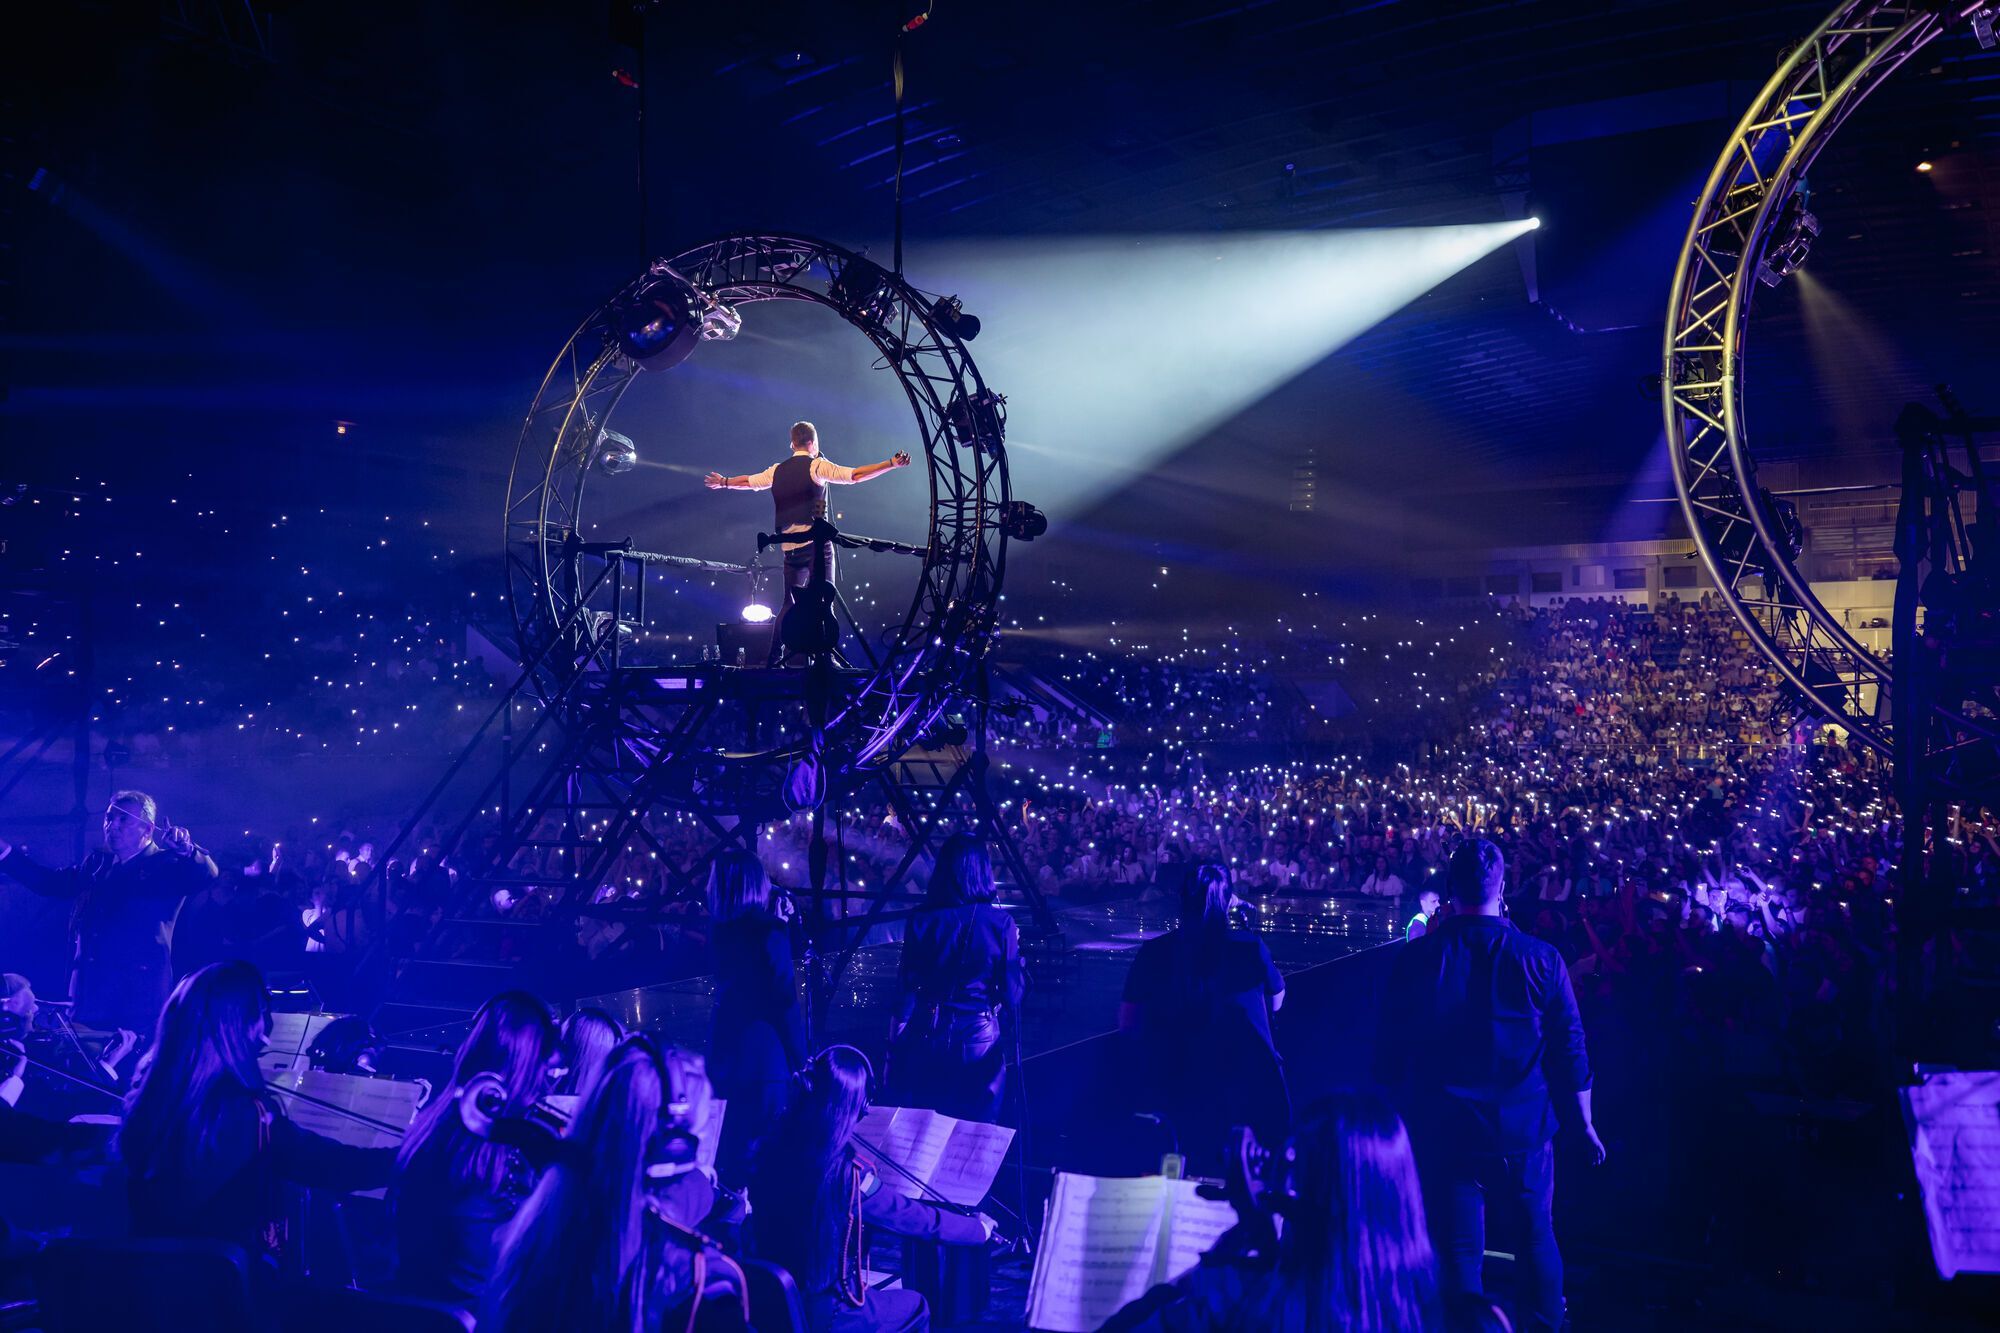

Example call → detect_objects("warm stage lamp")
596 428 638 474
609 270 704 369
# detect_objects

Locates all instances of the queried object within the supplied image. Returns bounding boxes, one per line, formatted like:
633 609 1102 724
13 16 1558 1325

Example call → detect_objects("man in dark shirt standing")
1377 838 1604 1333
0 791 216 1037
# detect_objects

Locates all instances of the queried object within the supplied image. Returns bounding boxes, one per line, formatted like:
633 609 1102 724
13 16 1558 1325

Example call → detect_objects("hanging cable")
890 4 934 277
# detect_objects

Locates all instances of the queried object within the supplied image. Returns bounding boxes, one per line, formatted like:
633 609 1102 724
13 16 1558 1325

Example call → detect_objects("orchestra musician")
1100 1094 1468 1333
483 1034 751 1333
0 791 218 1040
118 961 394 1261
888 834 1024 1124
391 990 558 1307
749 1045 994 1333
704 421 912 661
552 1007 624 1105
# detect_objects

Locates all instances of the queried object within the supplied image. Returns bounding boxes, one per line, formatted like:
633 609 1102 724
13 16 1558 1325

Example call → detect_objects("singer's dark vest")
771 454 825 542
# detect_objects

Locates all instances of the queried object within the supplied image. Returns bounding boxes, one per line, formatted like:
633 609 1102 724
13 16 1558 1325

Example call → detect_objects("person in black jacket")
750 1046 991 1333
705 850 806 1187
888 835 1024 1123
391 989 558 1308
1119 862 1290 1170
1376 838 1605 1333
118 960 392 1260
0 791 217 1035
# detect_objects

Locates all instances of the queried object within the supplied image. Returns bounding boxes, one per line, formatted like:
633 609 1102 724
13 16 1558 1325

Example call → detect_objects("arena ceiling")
8 1 1999 553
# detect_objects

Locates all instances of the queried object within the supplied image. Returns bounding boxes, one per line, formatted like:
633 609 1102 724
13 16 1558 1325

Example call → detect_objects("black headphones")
645 1046 706 1180
798 1044 877 1101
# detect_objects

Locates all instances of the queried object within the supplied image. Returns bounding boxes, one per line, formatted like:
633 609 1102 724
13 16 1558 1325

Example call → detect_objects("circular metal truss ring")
1663 1 1989 754
501 232 1010 787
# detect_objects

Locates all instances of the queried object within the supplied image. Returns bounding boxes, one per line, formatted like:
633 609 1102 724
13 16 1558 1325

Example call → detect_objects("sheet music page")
930 1118 1016 1208
856 1106 952 1198
1162 1180 1238 1277
1901 1069 2000 1278
694 1096 727 1171
259 1012 337 1080
1024 1173 1168 1333
271 1070 423 1151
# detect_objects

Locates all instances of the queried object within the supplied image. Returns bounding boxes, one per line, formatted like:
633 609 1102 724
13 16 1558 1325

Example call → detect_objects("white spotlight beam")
929 222 1536 518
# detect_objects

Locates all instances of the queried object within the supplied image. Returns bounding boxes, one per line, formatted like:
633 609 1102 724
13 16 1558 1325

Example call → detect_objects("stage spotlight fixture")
1756 189 1819 288
1528 217 1542 229
740 603 775 624
700 301 744 342
999 500 1048 542
1916 160 1934 172
930 294 981 341
608 269 704 369
946 387 1007 451
828 257 897 329
596 428 638 474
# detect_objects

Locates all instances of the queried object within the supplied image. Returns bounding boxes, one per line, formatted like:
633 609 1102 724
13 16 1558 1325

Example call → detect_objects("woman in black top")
705 850 805 1186
119 960 392 1260
391 989 557 1307
750 1046 990 1333
1119 864 1290 1169
1102 1093 1469 1333
888 835 1026 1123
484 1035 750 1333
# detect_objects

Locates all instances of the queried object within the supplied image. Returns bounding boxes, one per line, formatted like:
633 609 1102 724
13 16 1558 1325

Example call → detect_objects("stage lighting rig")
930 294 980 341
595 428 638 474
740 603 775 624
828 256 897 329
1000 500 1047 542
608 268 704 369
1757 187 1819 287
946 387 1006 451
699 301 744 342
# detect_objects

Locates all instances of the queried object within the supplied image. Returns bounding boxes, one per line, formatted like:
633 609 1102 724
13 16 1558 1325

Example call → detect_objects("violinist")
118 961 393 1261
483 1035 752 1333
391 990 558 1306
1100 1094 1473 1333
749 1045 993 1333
704 421 911 664
553 1007 624 1105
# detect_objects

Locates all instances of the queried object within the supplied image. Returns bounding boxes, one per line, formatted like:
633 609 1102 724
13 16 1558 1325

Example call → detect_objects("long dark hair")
554 1008 623 1103
396 990 556 1196
1237 1093 1441 1333
706 849 773 922
749 1046 871 1294
927 832 996 906
483 1035 665 1333
120 960 272 1190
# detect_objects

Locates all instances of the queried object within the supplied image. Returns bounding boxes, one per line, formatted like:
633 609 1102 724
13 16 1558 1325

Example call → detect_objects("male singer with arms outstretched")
705 422 911 644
